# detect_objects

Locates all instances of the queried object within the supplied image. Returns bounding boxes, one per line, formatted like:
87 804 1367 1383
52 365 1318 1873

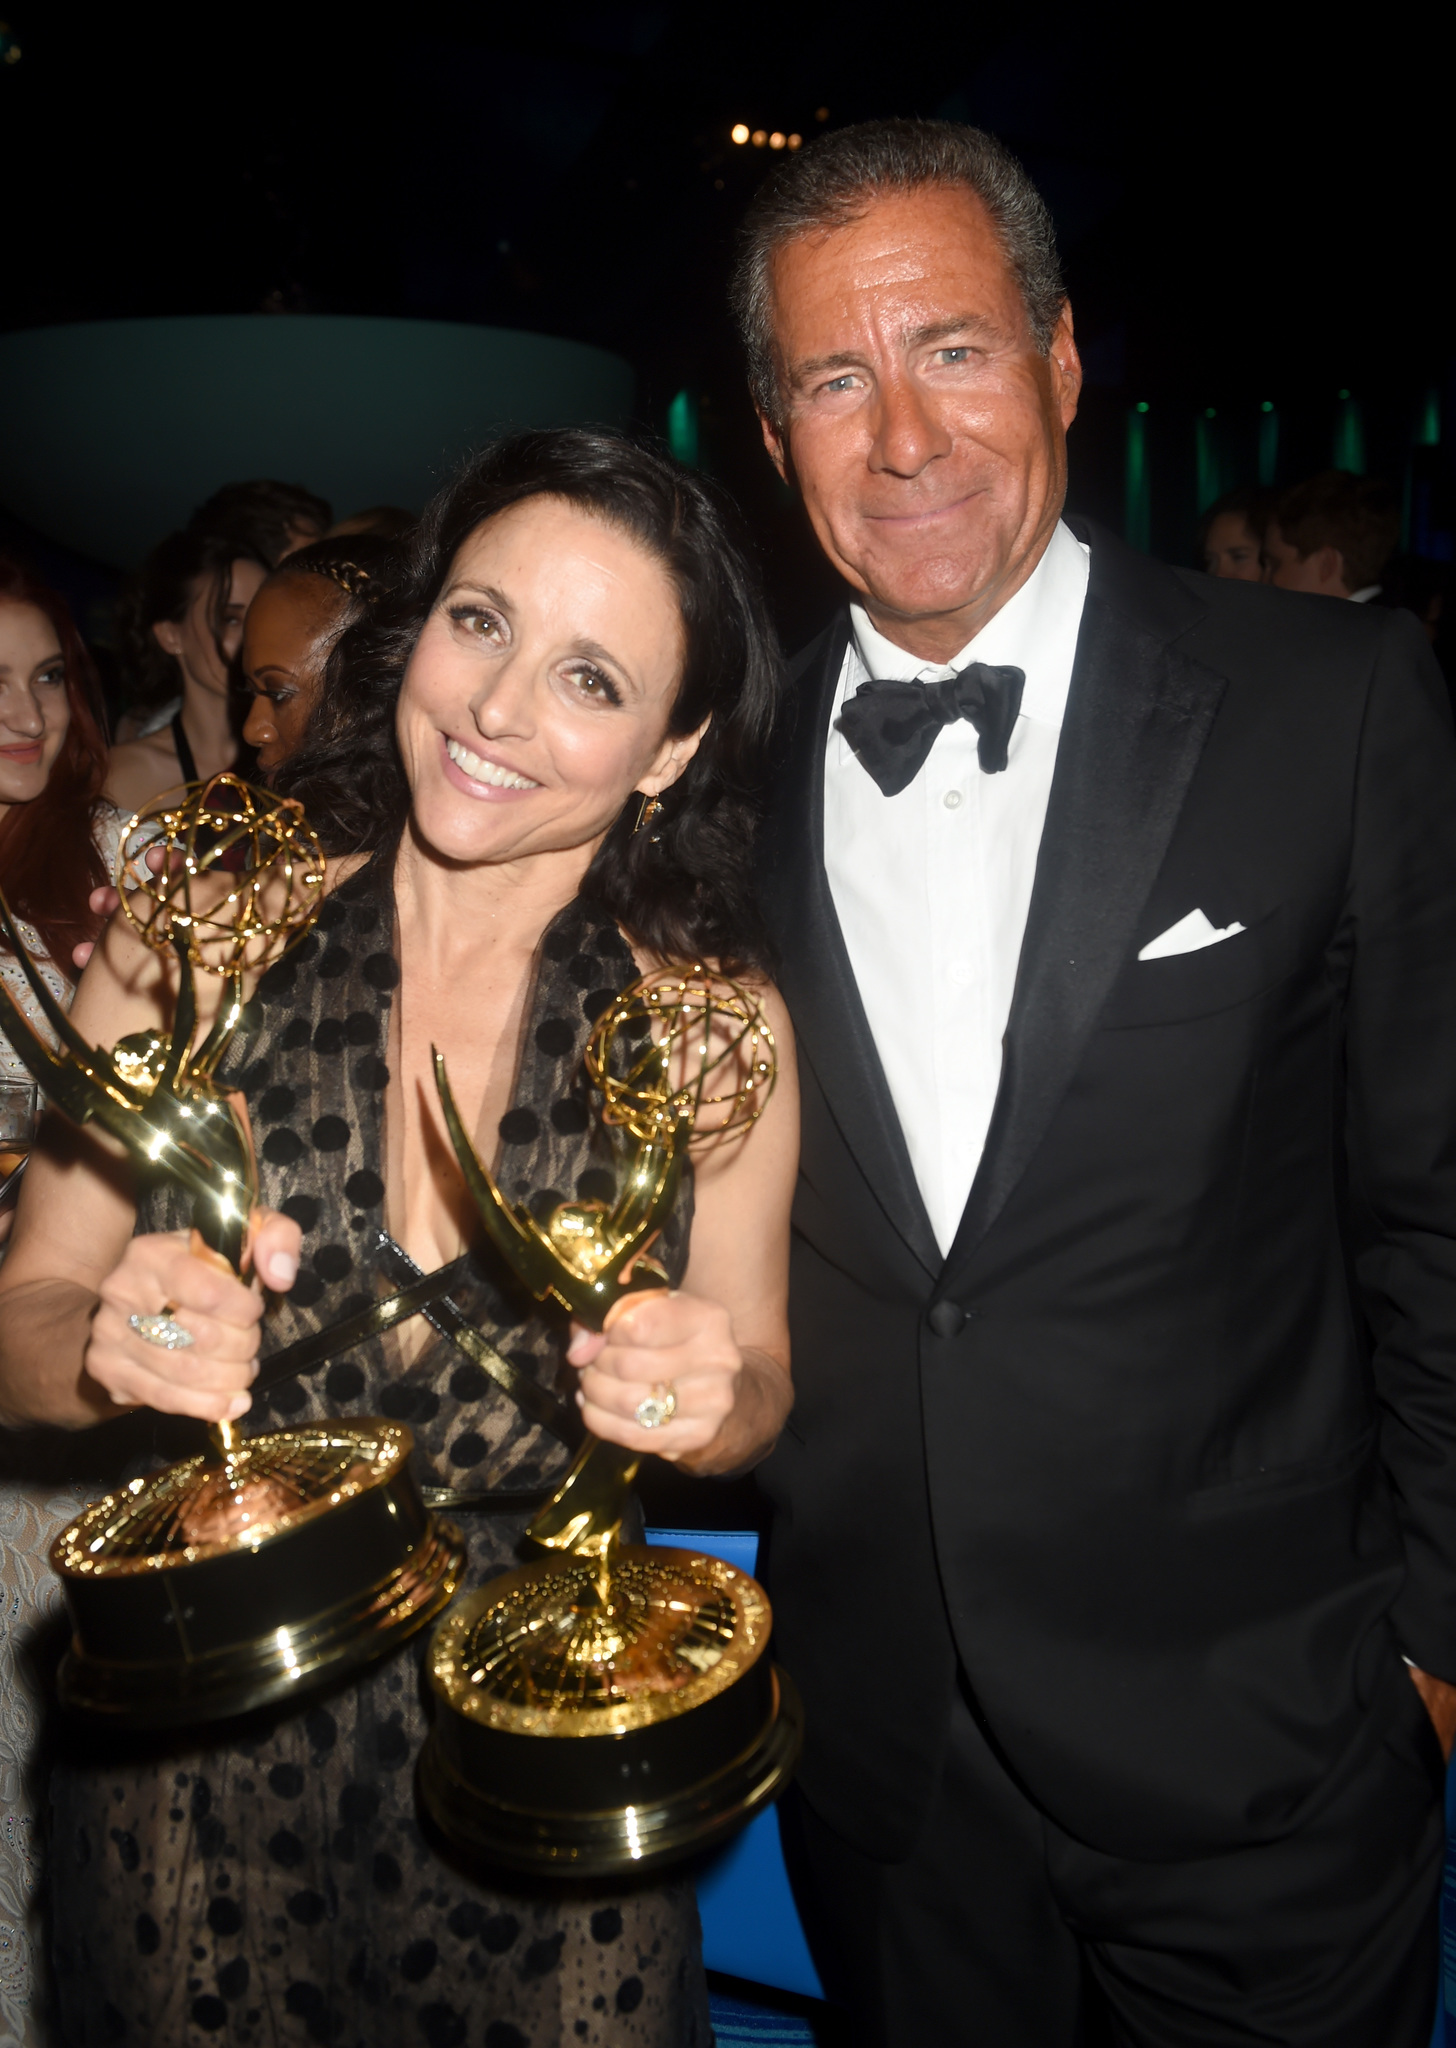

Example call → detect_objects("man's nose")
868 372 952 479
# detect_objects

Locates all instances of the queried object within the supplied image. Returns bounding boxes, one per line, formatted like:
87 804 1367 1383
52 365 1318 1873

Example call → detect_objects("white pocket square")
1138 908 1246 961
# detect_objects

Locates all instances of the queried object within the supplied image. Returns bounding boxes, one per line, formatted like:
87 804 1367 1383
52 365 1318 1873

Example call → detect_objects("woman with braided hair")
242 534 399 776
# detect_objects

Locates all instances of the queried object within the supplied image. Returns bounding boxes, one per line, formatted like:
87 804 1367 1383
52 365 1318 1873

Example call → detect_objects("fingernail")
228 1393 252 1420
268 1252 298 1289
575 1391 584 1408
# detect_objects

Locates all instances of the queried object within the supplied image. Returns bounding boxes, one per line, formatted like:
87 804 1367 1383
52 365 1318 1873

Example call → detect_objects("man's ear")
1332 549 1355 595
642 714 711 796
1048 302 1082 431
152 618 184 659
758 409 790 486
1315 545 1347 593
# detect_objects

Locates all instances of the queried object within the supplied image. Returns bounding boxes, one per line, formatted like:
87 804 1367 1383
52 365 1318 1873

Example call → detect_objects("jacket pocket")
1100 906 1290 1030
1186 1423 1376 1519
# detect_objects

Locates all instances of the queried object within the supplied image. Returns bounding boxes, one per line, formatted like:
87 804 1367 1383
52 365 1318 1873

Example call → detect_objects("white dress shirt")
824 520 1091 1256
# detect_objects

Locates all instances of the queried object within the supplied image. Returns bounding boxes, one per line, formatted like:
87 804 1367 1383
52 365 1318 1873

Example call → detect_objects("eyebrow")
0 656 64 683
566 636 632 680
441 577 511 610
904 312 998 349
788 312 1000 387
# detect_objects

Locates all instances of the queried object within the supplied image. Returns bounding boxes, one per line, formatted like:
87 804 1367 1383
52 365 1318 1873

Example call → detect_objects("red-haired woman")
0 556 119 2047
0 559 120 1117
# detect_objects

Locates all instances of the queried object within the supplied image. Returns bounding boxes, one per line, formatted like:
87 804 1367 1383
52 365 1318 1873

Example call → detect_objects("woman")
0 560 120 1214
0 559 120 2048
105 526 270 810
0 431 797 2046
242 534 395 775
190 479 333 565
1198 485 1273 582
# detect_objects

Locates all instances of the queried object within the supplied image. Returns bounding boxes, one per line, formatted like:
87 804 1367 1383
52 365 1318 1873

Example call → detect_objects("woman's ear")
640 714 711 797
152 619 184 659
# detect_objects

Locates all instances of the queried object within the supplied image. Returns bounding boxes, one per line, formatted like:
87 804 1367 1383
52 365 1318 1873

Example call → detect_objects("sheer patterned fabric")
48 871 709 2047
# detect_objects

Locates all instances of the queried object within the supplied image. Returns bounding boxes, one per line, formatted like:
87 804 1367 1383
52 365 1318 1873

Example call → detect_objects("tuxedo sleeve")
1341 608 1456 1682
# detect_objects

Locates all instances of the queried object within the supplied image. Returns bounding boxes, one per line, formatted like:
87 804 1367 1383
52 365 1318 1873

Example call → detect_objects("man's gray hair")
730 118 1065 427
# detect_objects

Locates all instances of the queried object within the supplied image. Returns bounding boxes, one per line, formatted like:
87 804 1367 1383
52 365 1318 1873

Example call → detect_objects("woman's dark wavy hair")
275 429 782 973
117 523 272 719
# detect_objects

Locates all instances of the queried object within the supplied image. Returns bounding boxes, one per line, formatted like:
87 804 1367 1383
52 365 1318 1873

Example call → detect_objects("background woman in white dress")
0 557 119 2045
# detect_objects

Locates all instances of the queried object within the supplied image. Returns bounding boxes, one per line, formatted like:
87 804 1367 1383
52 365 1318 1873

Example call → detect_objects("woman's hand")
72 884 120 971
84 1211 300 1425
567 1290 742 1464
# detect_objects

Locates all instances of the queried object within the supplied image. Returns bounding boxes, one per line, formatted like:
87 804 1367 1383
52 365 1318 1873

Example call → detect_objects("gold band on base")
418 1665 802 1876
58 1519 466 1726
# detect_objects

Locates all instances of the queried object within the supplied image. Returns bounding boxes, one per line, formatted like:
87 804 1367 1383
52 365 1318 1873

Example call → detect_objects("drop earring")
633 792 663 835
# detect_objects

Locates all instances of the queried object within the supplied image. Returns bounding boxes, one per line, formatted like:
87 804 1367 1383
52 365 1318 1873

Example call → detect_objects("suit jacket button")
928 1301 966 1338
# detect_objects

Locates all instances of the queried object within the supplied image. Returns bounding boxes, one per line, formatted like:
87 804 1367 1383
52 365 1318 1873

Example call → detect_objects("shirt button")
948 961 972 986
943 789 963 810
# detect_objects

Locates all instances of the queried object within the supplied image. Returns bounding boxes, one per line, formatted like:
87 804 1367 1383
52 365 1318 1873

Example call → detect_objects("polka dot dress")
48 873 709 2047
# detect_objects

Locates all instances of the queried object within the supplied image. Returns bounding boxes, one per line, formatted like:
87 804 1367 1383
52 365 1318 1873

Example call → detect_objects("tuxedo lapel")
946 536 1227 1276
762 614 941 1279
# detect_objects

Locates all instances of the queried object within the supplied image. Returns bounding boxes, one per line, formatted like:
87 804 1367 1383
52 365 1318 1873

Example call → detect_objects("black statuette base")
59 1519 465 1726
417 1665 802 1877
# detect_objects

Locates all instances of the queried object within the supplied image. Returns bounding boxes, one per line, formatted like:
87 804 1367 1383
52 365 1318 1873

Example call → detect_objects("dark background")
1 1 1451 648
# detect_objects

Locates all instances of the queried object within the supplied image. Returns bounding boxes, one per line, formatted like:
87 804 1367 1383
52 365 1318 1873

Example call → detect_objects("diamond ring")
129 1306 195 1352
634 1383 678 1430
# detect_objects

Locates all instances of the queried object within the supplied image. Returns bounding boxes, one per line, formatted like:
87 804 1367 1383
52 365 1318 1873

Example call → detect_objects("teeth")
446 738 539 790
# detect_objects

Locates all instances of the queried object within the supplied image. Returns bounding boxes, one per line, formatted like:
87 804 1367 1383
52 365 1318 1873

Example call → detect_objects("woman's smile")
441 732 542 797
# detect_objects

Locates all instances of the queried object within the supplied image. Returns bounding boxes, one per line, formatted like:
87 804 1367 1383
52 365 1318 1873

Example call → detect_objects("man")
736 119 1456 2046
1262 468 1399 600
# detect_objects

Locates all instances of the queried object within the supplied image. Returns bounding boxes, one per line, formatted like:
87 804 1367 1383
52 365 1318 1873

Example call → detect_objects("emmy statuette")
0 777 465 1725
417 966 802 1876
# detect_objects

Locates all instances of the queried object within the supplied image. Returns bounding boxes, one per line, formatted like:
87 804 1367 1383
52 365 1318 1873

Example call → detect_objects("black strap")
421 1484 553 1513
170 711 199 785
373 1232 581 1449
254 1254 475 1393
254 1238 580 1455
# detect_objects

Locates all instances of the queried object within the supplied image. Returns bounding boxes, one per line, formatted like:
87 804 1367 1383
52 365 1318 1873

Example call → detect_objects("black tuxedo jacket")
756 523 1456 1863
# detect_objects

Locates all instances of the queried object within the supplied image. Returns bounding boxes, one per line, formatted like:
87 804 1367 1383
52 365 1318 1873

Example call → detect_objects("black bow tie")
836 661 1027 797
